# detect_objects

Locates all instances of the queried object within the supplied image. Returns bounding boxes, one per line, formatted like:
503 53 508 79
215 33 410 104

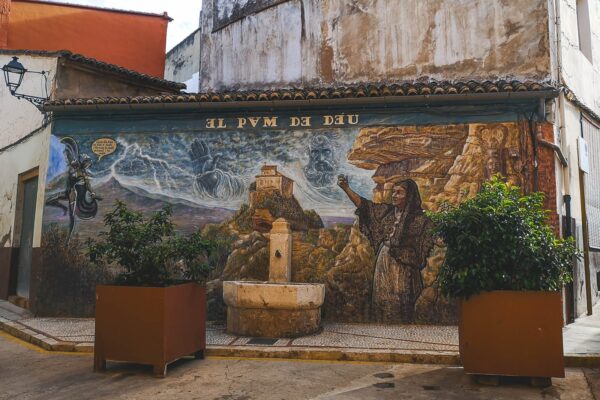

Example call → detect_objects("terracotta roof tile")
43 80 556 108
0 49 185 91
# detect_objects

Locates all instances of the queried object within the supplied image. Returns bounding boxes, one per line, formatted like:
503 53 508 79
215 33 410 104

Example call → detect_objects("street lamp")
2 56 49 108
2 56 26 94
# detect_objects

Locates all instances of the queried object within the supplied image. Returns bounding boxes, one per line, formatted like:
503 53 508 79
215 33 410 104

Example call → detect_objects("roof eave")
58 58 184 93
43 90 559 113
14 0 173 21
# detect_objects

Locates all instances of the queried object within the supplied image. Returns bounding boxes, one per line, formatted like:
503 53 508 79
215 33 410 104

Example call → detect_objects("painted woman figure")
338 175 433 323
46 137 100 242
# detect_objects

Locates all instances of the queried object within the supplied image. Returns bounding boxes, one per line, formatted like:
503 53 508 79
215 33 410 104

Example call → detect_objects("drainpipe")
564 194 576 322
553 0 570 193
528 116 540 191
536 124 568 167
578 113 593 315
564 195 572 237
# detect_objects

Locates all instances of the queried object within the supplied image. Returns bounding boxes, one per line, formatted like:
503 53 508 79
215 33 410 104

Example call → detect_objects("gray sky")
51 1 203 51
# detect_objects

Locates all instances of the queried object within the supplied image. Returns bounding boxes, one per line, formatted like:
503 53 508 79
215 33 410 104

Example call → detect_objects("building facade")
41 83 558 324
165 28 201 91
193 0 600 320
0 0 171 77
4 0 600 323
0 49 183 312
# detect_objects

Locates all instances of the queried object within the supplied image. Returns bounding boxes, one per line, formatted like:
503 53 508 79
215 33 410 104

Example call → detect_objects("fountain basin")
223 281 325 338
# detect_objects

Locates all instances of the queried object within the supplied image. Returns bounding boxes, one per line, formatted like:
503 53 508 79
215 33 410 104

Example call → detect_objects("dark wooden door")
16 176 38 299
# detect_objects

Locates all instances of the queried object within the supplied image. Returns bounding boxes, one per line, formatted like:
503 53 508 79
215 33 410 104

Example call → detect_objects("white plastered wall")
0 125 51 249
0 54 57 148
0 54 57 249
554 0 600 314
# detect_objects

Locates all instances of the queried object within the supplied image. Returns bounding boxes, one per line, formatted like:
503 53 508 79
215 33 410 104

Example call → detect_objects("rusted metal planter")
94 282 206 377
459 290 564 378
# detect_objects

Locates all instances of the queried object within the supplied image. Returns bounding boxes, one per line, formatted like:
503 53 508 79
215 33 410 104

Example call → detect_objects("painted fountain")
223 218 325 338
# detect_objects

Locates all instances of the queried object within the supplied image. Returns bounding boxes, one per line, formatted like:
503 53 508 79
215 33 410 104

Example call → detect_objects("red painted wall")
2 0 169 77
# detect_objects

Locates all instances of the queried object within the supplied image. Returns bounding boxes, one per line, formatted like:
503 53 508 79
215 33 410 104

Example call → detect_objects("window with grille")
583 116 600 249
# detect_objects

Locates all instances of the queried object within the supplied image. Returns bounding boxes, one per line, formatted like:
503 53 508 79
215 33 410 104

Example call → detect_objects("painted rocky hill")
203 168 381 322
233 183 324 233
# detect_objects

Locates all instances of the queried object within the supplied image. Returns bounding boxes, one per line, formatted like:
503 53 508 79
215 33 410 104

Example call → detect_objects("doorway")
14 170 39 300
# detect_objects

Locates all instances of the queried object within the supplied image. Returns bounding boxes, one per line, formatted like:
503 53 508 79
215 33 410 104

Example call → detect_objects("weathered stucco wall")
553 0 600 314
558 0 600 116
165 28 201 92
0 126 51 250
200 0 551 91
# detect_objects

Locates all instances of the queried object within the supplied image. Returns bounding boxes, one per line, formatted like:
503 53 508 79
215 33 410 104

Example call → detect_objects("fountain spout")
269 218 292 283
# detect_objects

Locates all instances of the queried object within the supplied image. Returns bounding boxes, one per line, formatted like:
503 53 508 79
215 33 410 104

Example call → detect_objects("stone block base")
227 306 321 338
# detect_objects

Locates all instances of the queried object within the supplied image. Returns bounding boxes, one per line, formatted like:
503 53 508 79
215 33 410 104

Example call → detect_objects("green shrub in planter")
88 201 216 376
427 176 580 299
87 200 215 286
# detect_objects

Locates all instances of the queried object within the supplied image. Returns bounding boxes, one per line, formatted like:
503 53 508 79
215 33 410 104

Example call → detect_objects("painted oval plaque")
91 138 117 161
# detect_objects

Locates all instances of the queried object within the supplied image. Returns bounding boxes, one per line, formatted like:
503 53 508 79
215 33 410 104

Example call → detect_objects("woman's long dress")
356 199 433 323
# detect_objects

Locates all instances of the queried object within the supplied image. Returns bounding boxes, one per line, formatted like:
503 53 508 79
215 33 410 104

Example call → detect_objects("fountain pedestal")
223 218 325 338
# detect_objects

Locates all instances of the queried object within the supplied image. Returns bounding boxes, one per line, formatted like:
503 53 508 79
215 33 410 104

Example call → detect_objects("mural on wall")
43 115 526 325
45 137 102 242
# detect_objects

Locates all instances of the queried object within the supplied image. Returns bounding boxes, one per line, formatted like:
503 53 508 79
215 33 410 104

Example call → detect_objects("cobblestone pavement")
1 299 599 358
0 331 598 400
0 296 459 353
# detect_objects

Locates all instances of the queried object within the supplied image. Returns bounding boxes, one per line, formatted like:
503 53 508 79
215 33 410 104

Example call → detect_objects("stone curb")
205 345 461 365
0 319 79 353
2 319 600 368
564 354 600 368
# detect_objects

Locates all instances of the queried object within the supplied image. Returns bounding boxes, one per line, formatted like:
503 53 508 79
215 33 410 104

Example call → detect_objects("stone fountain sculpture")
223 218 326 338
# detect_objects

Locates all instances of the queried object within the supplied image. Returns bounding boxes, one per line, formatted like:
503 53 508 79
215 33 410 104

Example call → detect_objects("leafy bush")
427 177 580 299
36 225 115 317
87 201 215 287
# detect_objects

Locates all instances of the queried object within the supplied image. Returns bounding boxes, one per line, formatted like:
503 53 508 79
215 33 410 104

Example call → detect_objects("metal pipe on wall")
579 112 593 315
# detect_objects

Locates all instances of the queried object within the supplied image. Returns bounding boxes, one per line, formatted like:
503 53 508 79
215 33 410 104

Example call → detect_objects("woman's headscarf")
395 179 422 213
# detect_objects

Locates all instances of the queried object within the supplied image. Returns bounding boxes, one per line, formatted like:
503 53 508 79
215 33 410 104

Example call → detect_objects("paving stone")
55 335 94 343
20 328 37 336
206 328 237 345
32 333 47 340
235 337 290 347
52 342 76 352
19 318 94 338
12 328 32 341
291 325 459 351
2 320 20 328
0 312 22 321
42 338 60 347
0 300 32 316
75 343 94 353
